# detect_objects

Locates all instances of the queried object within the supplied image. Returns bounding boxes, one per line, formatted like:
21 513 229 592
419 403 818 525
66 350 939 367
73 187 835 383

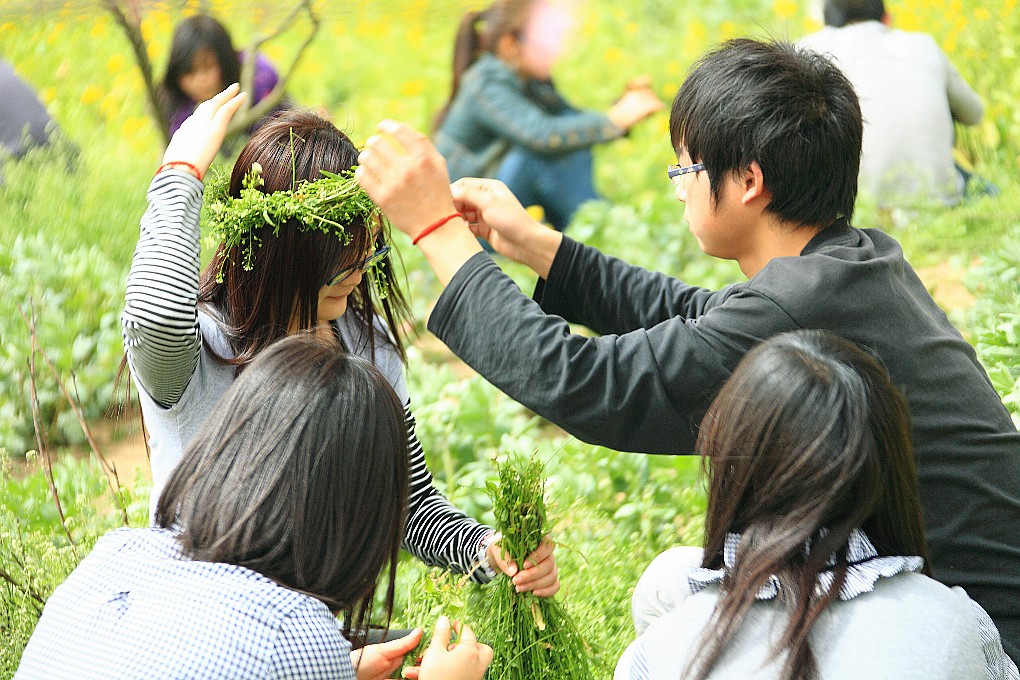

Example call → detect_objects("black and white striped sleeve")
402 403 496 583
121 171 204 409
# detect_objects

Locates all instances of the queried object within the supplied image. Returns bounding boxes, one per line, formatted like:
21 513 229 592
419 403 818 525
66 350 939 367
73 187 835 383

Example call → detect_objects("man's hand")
451 178 561 279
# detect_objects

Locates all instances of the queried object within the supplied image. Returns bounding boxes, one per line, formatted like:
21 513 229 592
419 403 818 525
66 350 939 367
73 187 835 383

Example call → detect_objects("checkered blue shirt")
15 528 355 679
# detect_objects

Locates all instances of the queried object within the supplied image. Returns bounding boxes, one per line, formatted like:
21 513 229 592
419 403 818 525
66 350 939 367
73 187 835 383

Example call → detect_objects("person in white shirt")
799 0 991 207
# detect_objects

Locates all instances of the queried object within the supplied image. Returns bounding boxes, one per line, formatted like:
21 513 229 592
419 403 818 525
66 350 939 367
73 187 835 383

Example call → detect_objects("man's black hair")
823 0 886 27
670 38 863 229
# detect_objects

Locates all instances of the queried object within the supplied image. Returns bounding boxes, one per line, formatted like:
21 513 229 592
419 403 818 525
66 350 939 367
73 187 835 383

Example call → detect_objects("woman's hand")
607 86 664 130
160 83 247 180
350 628 422 680
487 536 560 598
415 616 492 680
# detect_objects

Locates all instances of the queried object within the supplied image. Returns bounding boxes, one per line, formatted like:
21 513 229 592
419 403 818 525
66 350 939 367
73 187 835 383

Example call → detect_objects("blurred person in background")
799 0 995 208
159 14 290 137
433 0 663 233
0 58 77 184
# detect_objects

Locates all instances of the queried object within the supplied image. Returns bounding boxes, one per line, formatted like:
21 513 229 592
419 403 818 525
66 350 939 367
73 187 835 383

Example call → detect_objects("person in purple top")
158 14 288 136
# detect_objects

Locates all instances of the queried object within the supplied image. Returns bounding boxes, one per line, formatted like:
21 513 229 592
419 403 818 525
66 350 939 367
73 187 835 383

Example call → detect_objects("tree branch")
103 0 169 144
228 0 320 139
17 303 77 551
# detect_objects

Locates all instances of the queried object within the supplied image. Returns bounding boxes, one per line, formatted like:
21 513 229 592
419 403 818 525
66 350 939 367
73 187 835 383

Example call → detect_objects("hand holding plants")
160 83 247 180
412 616 492 680
350 628 423 680
487 536 560 597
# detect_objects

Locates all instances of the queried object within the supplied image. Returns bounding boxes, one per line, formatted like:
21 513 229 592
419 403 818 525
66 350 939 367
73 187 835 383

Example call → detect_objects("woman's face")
516 0 572 80
316 230 384 322
179 48 223 103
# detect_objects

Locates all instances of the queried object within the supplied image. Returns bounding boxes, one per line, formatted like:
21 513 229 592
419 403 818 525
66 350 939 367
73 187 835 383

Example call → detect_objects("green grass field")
1 0 1018 677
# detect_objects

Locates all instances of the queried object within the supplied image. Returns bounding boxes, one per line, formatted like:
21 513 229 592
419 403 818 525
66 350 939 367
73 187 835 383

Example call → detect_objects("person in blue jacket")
433 0 662 232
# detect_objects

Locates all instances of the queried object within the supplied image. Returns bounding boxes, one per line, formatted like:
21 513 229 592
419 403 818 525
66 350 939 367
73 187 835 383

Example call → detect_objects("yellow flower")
40 87 56 105
719 20 739 40
625 21 639 37
46 22 64 45
773 0 798 20
106 53 126 75
90 19 107 39
400 79 425 98
604 47 623 65
81 84 103 105
122 116 147 138
0 22 13 37
661 82 679 100
974 7 990 20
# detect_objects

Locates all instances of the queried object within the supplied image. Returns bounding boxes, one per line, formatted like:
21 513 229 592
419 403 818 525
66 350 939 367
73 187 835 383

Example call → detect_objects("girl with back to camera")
121 85 558 596
434 0 663 232
159 14 288 136
616 330 1017 680
17 335 492 679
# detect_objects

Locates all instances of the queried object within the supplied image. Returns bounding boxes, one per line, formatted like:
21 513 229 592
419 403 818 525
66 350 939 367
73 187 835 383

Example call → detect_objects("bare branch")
0 565 44 615
228 0 320 139
103 0 170 144
17 303 76 550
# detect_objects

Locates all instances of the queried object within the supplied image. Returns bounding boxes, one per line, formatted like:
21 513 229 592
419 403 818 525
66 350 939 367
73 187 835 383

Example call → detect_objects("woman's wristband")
156 161 203 182
412 212 463 246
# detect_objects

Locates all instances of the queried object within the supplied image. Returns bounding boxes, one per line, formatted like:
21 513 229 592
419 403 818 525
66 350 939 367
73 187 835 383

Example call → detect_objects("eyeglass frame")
667 162 705 186
324 242 391 287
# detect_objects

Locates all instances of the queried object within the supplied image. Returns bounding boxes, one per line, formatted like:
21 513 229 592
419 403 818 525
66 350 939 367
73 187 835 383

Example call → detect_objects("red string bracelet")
412 212 464 246
155 161 203 182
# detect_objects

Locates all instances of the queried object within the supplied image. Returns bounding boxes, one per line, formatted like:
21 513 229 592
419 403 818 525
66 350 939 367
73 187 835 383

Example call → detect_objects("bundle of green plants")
474 454 601 680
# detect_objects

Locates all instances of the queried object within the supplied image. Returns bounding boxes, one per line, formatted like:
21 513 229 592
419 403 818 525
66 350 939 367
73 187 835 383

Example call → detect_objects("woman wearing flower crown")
121 84 559 597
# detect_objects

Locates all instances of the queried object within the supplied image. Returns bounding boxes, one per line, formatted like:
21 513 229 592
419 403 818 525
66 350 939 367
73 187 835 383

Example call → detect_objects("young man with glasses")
356 38 1020 664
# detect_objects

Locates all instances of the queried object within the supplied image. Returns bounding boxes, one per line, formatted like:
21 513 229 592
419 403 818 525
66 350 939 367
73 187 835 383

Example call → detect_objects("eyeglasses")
667 162 705 186
324 243 391 287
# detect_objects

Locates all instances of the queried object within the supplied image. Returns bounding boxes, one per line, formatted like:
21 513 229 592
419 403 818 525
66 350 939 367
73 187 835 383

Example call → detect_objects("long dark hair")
433 0 536 131
198 109 411 371
158 15 241 126
155 335 409 639
686 330 930 680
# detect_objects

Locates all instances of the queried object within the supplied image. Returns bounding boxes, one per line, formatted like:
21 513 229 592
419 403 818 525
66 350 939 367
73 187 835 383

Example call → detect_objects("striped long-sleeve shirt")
121 170 494 581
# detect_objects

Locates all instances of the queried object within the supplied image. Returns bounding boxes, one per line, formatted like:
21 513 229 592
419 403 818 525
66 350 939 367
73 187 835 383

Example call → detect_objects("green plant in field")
478 455 603 680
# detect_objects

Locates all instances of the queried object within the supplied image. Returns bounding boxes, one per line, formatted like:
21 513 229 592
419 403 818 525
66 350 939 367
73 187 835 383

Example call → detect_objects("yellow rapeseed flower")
122 116 147 138
90 19 106 39
401 79 425 98
974 7 991 20
720 21 739 40
46 22 64 45
0 22 14 37
41 87 56 105
604 46 623 65
625 21 639 37
81 84 103 105
106 53 126 75
773 0 798 20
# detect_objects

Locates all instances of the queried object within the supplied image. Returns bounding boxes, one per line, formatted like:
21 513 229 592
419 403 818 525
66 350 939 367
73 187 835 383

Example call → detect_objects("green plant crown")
200 163 385 285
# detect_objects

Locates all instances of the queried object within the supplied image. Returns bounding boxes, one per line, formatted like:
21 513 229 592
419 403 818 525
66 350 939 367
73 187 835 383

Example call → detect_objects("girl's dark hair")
670 39 862 229
198 109 411 371
155 334 409 639
433 0 536 131
824 0 886 27
158 15 241 128
686 330 930 680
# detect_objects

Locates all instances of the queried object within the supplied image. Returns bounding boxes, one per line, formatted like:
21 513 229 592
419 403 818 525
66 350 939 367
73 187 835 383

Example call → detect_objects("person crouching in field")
16 335 493 680
121 86 558 595
616 330 1018 680
354 38 1020 662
